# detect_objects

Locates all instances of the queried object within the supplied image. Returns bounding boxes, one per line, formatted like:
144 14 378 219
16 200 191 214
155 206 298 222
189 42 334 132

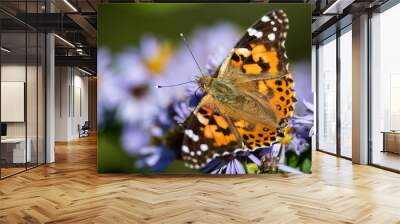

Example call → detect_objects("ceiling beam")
67 13 97 46
55 55 96 72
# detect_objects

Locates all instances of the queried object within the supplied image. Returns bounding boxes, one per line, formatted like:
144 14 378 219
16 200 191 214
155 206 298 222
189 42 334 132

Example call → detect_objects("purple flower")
202 149 261 175
173 101 194 124
203 157 246 175
134 144 175 172
121 125 150 155
285 99 314 155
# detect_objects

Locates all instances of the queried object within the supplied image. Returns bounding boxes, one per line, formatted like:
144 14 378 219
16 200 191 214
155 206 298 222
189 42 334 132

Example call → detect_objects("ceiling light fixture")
63 0 78 12
78 67 93 76
1 47 11 53
54 34 75 48
322 0 355 15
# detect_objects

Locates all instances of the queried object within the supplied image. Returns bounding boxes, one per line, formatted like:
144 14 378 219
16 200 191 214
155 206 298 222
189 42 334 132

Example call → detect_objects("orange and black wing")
182 97 240 169
182 10 295 169
220 10 290 77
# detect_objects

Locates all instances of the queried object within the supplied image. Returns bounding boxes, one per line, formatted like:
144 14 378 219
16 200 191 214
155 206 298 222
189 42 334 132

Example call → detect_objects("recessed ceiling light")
78 67 93 76
1 47 11 53
54 34 75 48
63 0 78 12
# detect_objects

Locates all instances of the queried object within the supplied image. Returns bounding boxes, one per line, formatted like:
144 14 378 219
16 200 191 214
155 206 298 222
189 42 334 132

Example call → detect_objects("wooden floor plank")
1 135 400 223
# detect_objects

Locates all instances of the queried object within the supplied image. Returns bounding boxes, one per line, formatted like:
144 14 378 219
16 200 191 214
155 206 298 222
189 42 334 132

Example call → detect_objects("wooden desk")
382 131 400 154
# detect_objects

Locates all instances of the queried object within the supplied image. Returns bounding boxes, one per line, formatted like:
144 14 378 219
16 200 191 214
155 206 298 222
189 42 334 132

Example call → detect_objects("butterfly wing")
182 96 241 169
217 9 295 127
182 96 286 169
218 9 290 78
182 10 295 169
217 9 295 148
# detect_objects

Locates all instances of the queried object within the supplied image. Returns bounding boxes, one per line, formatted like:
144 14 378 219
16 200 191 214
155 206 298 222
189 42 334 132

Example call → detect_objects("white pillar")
352 14 369 164
45 1 55 163
46 33 55 163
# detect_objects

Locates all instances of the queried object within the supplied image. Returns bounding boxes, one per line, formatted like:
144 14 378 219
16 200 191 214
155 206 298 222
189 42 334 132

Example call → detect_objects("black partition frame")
315 24 353 161
0 1 47 180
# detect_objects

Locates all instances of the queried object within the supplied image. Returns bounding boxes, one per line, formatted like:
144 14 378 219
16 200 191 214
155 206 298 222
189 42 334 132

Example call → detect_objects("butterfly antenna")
155 80 195 89
180 33 205 76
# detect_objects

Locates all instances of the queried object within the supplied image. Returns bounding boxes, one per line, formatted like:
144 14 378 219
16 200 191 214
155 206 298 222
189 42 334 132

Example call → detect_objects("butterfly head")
196 75 213 92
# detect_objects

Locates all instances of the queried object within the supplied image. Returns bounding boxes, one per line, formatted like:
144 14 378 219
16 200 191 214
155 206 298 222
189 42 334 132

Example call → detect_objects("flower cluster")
98 22 314 174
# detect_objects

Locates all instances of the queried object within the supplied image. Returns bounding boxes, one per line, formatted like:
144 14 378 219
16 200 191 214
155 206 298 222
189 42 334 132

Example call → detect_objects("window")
370 3 400 171
317 36 337 154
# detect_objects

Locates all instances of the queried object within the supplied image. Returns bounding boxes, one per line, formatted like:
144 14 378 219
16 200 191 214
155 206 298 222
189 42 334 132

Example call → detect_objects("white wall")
55 67 89 141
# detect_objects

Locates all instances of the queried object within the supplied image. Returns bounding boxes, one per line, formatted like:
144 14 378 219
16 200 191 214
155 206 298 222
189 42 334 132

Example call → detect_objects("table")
1 138 31 163
381 131 400 154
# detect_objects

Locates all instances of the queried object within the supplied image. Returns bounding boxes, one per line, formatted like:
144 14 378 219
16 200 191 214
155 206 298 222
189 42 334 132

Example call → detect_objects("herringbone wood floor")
1 135 400 224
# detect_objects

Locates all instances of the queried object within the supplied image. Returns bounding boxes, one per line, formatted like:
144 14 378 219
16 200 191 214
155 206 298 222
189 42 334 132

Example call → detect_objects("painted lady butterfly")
181 10 296 169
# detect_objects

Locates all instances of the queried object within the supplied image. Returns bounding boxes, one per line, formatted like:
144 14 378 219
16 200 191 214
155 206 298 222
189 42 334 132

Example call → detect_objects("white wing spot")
236 48 250 57
200 144 208 151
185 129 193 137
268 33 276 41
196 151 202 156
192 134 199 142
182 145 189 153
261 16 270 22
247 28 263 38
190 151 195 156
272 27 277 32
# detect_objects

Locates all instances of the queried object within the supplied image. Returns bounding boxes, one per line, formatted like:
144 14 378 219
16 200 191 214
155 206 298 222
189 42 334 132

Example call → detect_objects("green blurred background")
98 3 311 62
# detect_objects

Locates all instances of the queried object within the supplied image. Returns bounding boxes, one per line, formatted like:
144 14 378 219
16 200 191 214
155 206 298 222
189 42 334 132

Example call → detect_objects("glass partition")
339 28 352 158
0 1 46 179
27 30 38 169
38 32 45 165
317 36 337 154
1 30 28 177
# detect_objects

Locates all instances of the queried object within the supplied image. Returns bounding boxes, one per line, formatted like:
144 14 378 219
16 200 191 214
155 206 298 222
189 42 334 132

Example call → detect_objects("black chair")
79 121 90 138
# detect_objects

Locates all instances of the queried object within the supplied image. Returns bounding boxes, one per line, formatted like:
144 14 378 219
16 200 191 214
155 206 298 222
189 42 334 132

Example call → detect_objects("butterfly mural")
98 4 313 174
